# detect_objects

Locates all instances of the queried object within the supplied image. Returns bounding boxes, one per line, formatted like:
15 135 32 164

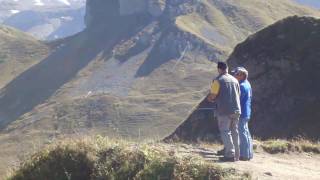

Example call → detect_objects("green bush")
300 142 320 154
136 158 176 180
10 146 94 180
260 139 320 154
92 147 146 179
261 140 292 154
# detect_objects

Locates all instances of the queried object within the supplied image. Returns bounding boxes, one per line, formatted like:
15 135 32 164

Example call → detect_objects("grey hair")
235 67 248 79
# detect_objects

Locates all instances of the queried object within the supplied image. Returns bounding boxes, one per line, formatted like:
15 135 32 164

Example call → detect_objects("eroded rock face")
85 0 120 27
148 0 166 17
119 0 147 15
85 0 166 27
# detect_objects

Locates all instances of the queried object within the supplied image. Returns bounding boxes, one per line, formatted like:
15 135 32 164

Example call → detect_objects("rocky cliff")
84 0 165 27
167 16 320 141
228 16 320 140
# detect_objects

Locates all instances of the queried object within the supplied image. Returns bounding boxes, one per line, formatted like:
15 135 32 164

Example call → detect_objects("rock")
119 0 147 16
165 16 320 142
148 0 166 17
264 172 273 176
85 0 120 27
228 16 320 140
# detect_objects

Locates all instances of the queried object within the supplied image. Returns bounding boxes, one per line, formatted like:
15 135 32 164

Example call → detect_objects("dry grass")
260 139 320 154
0 25 49 88
7 136 251 180
175 0 320 55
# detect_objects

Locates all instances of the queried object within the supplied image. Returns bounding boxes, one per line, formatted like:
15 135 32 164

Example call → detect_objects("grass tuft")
260 139 320 154
261 140 296 154
8 136 250 180
299 141 320 154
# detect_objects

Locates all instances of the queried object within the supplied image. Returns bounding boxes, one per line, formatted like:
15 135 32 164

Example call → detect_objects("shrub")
136 158 176 179
299 141 320 154
9 137 251 180
260 139 320 154
92 147 146 179
261 140 295 154
10 146 95 180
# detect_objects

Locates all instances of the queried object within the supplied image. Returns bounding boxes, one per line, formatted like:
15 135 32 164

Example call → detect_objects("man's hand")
207 93 217 102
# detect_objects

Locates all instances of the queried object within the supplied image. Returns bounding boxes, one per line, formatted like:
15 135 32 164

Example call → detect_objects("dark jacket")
215 73 241 116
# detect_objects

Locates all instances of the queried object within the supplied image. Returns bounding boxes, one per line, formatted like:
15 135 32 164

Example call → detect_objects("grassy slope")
0 25 49 88
176 0 320 53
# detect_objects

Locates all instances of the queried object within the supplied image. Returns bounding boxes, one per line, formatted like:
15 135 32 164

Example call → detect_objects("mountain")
0 0 319 142
0 0 320 176
1 0 320 138
167 15 320 142
0 0 85 40
0 25 49 88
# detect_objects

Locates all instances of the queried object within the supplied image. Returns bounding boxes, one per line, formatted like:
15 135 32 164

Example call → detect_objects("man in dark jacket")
208 62 241 162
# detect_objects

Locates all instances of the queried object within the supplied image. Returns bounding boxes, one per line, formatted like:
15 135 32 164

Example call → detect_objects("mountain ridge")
0 0 85 40
0 25 49 89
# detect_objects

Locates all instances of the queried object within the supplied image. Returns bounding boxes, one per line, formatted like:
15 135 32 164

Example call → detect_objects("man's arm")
207 80 220 102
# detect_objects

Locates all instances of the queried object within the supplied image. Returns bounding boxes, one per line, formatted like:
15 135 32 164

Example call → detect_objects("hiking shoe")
216 148 225 155
219 156 235 162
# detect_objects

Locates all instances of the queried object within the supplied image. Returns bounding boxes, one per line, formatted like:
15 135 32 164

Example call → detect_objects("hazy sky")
295 0 320 9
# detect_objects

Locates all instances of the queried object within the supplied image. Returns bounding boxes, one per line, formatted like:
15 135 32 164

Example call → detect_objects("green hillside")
0 25 49 88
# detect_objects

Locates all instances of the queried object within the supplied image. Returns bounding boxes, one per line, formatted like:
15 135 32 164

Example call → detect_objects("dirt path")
162 143 320 180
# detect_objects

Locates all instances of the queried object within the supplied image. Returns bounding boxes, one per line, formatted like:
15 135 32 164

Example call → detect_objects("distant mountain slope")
0 0 85 40
3 7 85 40
167 16 320 141
0 25 49 88
1 0 320 138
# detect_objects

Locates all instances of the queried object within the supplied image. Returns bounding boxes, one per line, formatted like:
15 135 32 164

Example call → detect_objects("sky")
295 0 320 9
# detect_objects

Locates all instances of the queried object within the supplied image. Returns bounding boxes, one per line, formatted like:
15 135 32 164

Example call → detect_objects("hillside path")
159 143 320 180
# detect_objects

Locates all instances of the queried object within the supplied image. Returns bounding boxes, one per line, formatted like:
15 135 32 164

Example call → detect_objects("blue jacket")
239 80 252 119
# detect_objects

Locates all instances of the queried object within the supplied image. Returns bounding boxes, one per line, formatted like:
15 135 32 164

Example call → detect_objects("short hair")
217 61 228 71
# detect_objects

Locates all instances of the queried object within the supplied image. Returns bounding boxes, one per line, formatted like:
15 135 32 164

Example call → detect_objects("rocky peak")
85 0 166 27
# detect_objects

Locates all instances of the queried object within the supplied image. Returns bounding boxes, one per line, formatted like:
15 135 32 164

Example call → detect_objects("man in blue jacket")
233 67 253 161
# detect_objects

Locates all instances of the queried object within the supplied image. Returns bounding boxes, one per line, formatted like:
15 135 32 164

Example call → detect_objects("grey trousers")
218 114 240 159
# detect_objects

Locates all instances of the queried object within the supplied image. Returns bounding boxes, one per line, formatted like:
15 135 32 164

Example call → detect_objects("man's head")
217 61 228 74
232 67 248 81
